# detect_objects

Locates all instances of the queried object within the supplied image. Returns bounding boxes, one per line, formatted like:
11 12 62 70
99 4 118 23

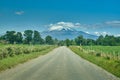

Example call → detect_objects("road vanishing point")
0 46 119 80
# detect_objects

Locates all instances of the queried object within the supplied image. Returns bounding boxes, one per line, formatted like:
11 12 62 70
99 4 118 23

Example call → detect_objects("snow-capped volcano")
49 22 79 31
41 22 98 40
49 27 76 32
41 27 98 40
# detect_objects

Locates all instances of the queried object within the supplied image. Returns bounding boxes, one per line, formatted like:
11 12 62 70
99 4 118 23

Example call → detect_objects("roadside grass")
0 45 56 72
69 46 120 78
82 46 120 59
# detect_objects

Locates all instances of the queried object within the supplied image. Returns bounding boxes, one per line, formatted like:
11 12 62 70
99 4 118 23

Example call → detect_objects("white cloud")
50 25 63 31
94 31 110 36
115 34 120 37
15 11 24 15
49 22 81 31
105 20 120 25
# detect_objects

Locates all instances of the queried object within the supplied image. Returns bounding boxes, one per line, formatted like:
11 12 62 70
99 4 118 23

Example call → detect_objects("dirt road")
0 46 119 80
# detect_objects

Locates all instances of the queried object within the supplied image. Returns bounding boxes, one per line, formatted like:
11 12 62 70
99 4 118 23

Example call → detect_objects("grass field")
69 46 120 77
0 44 56 72
82 46 120 60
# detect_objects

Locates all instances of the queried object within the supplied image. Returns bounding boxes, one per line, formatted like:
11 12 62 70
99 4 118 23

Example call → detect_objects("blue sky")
0 0 120 36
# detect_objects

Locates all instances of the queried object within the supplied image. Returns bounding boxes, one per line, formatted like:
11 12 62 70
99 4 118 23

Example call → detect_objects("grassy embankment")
69 46 120 77
0 44 56 72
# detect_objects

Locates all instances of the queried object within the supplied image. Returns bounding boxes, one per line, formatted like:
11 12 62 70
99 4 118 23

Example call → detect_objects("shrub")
89 50 95 55
23 48 31 54
14 47 23 55
105 56 110 60
6 47 14 57
1 49 8 58
96 52 101 57
0 50 3 60
0 45 52 60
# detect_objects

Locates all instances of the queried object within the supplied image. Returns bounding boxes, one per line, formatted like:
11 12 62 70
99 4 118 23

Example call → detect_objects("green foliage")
45 35 54 45
0 45 54 60
5 31 16 44
53 38 59 45
6 47 14 57
58 40 65 46
75 35 84 46
65 39 70 47
0 30 57 45
0 30 120 46
24 30 33 44
0 31 23 44
95 52 101 57
73 34 120 46
0 45 56 72
82 46 120 60
96 35 120 46
96 35 104 45
16 32 23 44
33 30 44 44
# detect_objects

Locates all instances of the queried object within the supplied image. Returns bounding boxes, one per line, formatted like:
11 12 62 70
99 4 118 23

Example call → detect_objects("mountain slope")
41 28 98 40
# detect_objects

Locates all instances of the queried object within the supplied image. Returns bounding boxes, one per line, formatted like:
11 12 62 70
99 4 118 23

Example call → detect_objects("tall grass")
0 44 56 72
0 44 53 60
82 46 120 60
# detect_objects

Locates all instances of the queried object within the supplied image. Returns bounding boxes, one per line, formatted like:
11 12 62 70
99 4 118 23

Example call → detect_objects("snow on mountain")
41 27 98 40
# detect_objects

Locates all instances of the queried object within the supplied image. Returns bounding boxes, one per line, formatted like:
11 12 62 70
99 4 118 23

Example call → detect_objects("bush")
105 56 110 60
6 47 14 57
23 48 31 54
1 49 8 58
14 47 23 55
95 52 101 57
0 45 52 60
89 50 95 55
0 50 3 60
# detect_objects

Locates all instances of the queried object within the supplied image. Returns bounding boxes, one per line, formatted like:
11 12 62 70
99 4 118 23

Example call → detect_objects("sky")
0 0 120 36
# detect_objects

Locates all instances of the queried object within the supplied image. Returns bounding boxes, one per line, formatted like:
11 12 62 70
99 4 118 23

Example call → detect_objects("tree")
96 35 118 46
115 37 120 46
0 35 8 44
65 39 71 47
96 35 104 45
16 32 23 44
75 35 84 46
70 40 76 45
104 35 116 46
0 31 23 44
23 30 33 44
0 35 6 40
45 35 53 45
33 30 41 44
53 38 59 45
58 40 65 46
87 39 95 46
33 30 44 44
5 31 16 44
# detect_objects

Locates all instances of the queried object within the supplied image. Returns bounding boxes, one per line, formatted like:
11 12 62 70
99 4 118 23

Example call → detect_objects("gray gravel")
0 46 119 80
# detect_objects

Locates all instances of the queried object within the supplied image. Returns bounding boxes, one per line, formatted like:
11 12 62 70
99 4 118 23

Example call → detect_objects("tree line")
65 35 120 46
58 35 120 46
0 30 120 46
0 30 54 45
